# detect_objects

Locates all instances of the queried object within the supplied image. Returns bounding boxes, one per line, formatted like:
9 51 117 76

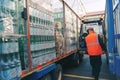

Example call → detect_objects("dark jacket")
98 35 106 51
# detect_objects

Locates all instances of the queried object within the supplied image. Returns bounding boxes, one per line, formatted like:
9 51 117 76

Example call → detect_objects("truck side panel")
105 0 120 78
22 63 56 80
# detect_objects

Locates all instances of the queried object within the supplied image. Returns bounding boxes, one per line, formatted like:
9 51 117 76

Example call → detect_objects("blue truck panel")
22 63 56 80
106 0 116 73
115 56 120 76
115 34 120 39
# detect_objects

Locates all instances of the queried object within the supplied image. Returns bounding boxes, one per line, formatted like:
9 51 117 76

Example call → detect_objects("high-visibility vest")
85 32 103 56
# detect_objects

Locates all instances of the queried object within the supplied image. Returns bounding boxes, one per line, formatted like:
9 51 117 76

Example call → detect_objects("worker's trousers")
89 55 102 79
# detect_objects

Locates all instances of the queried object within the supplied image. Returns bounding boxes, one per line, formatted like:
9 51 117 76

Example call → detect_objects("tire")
73 53 80 66
51 64 62 80
79 53 84 62
40 73 52 80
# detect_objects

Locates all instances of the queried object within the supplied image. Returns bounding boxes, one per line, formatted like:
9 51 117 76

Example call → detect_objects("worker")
85 27 105 80
79 32 88 54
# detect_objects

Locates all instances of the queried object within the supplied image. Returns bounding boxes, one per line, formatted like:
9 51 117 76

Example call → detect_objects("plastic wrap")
0 0 21 80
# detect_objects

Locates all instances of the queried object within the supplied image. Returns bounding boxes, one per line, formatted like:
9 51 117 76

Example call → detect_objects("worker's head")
87 27 94 34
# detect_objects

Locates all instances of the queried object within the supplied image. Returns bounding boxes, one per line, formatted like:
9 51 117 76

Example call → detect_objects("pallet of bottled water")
0 0 22 80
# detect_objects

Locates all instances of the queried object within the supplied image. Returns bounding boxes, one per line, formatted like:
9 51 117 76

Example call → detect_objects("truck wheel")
40 73 52 80
79 53 83 62
51 64 62 80
73 53 80 66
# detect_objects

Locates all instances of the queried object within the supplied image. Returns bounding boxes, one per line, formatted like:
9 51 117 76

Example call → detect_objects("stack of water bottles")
29 2 56 68
65 7 77 52
0 0 21 80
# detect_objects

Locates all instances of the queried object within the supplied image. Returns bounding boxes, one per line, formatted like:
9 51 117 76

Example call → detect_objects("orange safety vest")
85 32 103 56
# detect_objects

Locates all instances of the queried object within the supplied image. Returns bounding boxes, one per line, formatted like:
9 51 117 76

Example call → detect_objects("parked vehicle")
0 0 83 80
105 0 120 79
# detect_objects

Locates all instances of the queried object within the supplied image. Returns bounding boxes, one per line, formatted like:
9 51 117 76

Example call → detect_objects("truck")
79 14 104 55
105 0 120 79
0 0 83 80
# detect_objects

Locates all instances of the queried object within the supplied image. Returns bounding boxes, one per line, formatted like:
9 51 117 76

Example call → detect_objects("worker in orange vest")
85 27 105 80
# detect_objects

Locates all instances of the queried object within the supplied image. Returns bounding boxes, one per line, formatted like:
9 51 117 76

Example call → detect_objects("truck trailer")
105 0 120 79
0 0 83 80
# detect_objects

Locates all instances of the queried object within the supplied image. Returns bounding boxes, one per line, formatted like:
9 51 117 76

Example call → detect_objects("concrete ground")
62 54 116 80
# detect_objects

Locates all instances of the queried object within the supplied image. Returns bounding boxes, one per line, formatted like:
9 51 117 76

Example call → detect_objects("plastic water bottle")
0 53 2 79
14 53 21 78
8 53 17 80
0 54 10 80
